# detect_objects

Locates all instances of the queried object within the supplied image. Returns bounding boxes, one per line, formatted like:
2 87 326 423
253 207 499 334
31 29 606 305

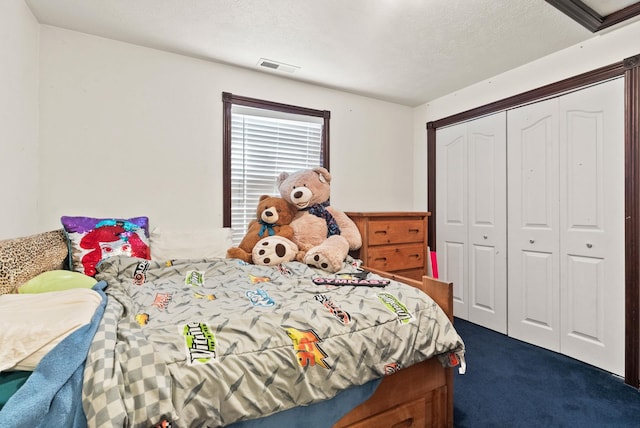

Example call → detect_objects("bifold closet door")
436 123 468 319
508 78 625 376
436 112 507 333
507 97 561 350
558 78 625 376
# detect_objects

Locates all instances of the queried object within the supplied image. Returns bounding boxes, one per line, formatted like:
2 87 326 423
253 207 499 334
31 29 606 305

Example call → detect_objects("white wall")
412 19 640 211
37 26 415 233
0 1 40 239
31 12 640 234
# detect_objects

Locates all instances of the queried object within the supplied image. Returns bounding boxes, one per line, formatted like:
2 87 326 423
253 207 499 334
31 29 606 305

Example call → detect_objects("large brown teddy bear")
273 167 362 272
226 195 297 264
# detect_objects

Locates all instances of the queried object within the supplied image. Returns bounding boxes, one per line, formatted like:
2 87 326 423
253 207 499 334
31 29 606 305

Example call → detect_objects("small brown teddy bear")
226 195 297 264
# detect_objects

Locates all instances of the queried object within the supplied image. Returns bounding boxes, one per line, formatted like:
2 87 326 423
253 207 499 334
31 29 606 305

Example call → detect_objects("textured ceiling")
24 0 611 106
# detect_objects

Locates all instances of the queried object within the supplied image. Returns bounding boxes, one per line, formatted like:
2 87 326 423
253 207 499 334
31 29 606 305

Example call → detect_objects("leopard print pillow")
0 230 68 295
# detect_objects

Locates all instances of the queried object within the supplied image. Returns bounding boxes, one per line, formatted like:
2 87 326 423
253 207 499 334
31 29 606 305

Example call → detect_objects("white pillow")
150 227 233 260
0 288 102 372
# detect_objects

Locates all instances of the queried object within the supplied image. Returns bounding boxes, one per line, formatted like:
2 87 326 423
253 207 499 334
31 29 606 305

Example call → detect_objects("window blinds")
230 107 323 244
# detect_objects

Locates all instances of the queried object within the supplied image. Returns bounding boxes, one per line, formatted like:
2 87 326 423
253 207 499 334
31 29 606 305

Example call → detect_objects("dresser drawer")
366 243 425 271
345 396 427 428
367 219 425 246
346 212 430 278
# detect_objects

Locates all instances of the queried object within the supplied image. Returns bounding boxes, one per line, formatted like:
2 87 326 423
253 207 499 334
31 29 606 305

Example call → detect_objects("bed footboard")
334 269 455 428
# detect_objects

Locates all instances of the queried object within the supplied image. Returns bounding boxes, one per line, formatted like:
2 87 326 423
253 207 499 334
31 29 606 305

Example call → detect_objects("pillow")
150 227 233 260
0 288 102 372
0 230 68 295
61 216 150 277
16 270 97 294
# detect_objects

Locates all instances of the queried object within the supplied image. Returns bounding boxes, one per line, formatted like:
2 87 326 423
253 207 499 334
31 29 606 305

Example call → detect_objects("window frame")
222 92 330 227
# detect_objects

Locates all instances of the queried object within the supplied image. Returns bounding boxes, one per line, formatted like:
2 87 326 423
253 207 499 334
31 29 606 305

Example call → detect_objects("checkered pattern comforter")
82 256 465 427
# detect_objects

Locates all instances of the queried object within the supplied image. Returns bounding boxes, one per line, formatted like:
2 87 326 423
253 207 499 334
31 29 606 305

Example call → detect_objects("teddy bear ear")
277 172 289 186
259 195 270 201
313 167 331 184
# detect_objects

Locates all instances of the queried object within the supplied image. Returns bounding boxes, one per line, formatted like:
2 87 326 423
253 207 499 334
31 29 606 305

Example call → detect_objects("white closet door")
437 113 507 332
466 115 507 333
508 78 625 375
436 123 469 319
558 78 625 376
507 98 561 350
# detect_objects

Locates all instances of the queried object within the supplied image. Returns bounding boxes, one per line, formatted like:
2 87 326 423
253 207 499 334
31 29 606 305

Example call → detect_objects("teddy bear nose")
265 211 273 217
293 190 303 199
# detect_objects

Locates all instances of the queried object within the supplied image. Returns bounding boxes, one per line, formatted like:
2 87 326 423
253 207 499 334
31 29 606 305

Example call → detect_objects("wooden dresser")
346 212 430 281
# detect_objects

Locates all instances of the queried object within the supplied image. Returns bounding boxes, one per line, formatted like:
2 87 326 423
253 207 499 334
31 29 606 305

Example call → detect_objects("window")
222 93 330 244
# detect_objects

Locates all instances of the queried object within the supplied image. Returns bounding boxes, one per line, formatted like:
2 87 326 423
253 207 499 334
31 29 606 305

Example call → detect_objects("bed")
0 226 465 428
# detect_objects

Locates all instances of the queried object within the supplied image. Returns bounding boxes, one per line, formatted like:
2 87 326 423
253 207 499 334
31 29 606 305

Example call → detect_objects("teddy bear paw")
252 236 298 266
304 249 342 273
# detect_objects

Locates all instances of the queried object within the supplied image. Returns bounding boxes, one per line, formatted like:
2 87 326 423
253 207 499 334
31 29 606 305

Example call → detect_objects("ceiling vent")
257 58 299 74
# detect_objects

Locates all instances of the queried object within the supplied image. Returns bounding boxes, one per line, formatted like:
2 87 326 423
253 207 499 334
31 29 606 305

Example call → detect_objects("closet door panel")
436 124 469 319
507 99 560 350
565 255 604 340
558 78 625 376
519 250 558 345
467 114 507 333
470 245 495 310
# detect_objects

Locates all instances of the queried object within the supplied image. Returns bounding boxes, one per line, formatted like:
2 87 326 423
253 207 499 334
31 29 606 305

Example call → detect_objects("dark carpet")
453 318 640 428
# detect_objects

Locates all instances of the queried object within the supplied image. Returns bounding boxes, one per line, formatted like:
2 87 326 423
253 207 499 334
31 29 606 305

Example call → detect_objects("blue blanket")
0 282 107 428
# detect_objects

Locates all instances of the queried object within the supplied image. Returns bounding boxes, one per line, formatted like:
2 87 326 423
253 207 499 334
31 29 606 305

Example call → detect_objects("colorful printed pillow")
61 216 150 276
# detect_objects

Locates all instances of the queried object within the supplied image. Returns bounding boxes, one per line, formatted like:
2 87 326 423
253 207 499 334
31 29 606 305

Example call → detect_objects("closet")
435 78 625 376
435 112 507 334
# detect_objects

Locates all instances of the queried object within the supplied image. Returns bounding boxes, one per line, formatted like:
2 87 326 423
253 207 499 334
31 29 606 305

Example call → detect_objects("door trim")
426 53 640 388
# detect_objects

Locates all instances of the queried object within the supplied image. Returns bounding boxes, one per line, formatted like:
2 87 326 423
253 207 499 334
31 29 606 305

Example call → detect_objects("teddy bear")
258 167 362 272
226 195 297 264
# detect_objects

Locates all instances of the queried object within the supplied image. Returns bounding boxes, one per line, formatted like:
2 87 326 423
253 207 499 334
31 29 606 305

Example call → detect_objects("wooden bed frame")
334 267 455 428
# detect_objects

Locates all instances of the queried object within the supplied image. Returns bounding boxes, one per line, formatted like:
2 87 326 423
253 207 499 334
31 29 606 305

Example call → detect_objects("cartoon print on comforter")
83 255 465 428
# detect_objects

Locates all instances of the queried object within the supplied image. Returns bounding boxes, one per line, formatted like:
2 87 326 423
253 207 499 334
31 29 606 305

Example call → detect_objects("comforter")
84 256 465 427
